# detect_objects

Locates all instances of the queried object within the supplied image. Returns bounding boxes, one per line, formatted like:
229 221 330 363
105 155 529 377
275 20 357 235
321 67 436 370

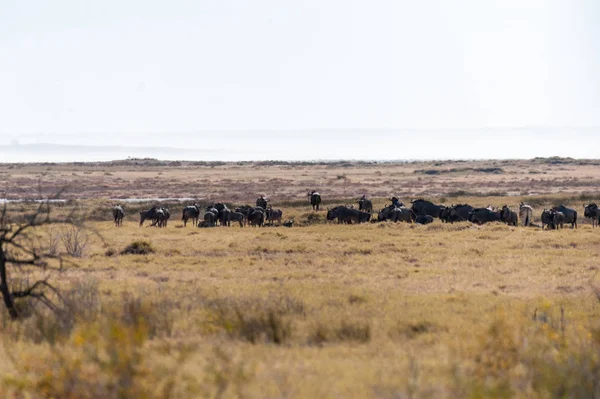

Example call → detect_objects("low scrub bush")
121 240 154 255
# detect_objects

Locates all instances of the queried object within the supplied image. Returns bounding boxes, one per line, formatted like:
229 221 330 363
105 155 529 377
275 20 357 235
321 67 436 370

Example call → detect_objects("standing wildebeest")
113 205 124 227
358 195 373 213
541 209 555 230
584 203 599 227
140 206 161 227
308 190 321 211
410 199 444 218
181 204 200 227
227 211 246 227
202 209 218 227
247 209 265 227
327 206 370 224
519 203 533 227
500 205 518 226
553 211 565 229
551 205 577 229
155 208 168 228
415 215 434 225
266 207 283 226
468 208 502 225
256 196 268 209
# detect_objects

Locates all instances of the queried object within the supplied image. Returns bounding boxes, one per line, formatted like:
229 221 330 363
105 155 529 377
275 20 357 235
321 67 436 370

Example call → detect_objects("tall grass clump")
121 240 154 255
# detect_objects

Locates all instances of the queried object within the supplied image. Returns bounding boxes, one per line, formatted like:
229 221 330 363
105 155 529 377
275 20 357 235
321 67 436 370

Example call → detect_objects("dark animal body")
327 206 371 224
500 205 518 226
378 206 415 223
308 191 321 211
358 196 373 213
266 207 283 225
181 205 200 227
113 205 124 227
468 208 502 225
584 203 599 227
551 205 577 229
440 204 474 223
139 207 164 227
410 199 444 218
415 215 434 225
256 196 268 209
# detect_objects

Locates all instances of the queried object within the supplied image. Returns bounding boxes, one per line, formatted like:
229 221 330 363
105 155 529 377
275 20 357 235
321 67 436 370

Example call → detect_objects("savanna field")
2 158 600 398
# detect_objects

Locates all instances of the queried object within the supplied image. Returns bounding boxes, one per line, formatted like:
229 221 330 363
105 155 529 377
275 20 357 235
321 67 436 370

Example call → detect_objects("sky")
1 0 600 161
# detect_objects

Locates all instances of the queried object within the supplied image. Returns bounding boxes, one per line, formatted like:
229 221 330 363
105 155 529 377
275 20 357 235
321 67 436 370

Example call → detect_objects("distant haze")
2 1 600 161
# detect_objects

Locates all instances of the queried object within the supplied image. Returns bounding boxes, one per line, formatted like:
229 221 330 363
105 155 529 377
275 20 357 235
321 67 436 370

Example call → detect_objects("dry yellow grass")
1 160 600 397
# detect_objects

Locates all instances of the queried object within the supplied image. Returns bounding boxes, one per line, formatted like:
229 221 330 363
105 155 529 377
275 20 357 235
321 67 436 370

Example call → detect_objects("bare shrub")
45 227 60 257
309 320 371 345
121 240 154 255
60 225 89 257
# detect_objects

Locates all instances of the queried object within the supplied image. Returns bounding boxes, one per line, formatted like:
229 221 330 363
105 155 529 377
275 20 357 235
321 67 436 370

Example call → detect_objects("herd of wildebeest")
110 189 600 230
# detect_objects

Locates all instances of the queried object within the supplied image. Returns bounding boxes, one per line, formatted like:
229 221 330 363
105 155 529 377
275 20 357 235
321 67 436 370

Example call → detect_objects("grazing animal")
181 204 200 227
378 206 415 223
541 209 555 230
227 211 246 227
500 205 518 226
139 206 161 227
327 206 370 224
410 199 444 218
519 203 533 227
256 196 268 209
551 205 577 229
584 203 599 227
415 215 434 225
468 208 502 225
247 209 265 227
202 211 217 227
113 205 124 227
553 211 565 229
266 207 283 226
308 190 322 211
440 204 474 223
358 195 373 213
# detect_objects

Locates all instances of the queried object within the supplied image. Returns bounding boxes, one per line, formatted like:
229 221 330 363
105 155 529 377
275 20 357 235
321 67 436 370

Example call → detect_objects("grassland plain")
1 160 600 398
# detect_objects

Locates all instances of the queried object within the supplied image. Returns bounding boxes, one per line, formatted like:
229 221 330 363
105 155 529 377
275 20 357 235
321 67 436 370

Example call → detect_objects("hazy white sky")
1 0 599 160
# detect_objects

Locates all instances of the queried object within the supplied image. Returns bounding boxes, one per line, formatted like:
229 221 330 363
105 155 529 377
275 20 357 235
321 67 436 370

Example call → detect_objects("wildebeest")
308 190 321 211
227 211 246 227
181 204 200 227
440 204 474 223
519 203 533 227
160 208 170 227
551 205 577 229
584 203 599 227
154 208 168 228
500 205 518 226
468 208 502 225
553 211 565 229
266 207 283 226
256 196 268 209
358 195 373 213
541 209 555 230
415 215 434 225
202 210 218 227
378 206 415 223
139 206 161 227
113 205 124 227
410 199 444 218
247 209 265 227
327 206 370 224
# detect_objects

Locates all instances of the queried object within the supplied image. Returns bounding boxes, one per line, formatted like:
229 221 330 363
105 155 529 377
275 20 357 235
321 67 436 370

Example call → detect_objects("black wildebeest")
308 190 321 211
140 206 161 227
266 207 283 226
439 204 474 223
181 204 200 227
551 205 577 229
247 209 265 227
584 203 599 227
468 208 502 225
553 211 565 229
327 206 370 224
358 195 373 213
410 199 444 218
256 196 268 209
202 210 218 227
519 203 533 227
541 209 555 230
378 206 414 223
500 205 518 226
415 215 434 225
113 205 124 227
227 211 246 227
